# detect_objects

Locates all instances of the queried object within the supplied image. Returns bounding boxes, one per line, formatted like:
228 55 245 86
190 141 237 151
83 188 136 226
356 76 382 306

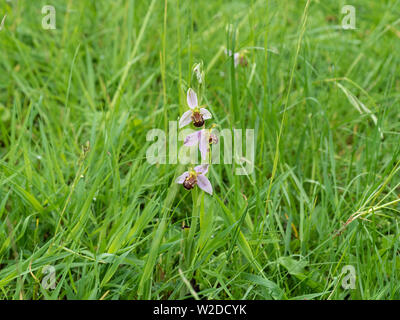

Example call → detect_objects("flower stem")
185 187 199 266
180 187 200 297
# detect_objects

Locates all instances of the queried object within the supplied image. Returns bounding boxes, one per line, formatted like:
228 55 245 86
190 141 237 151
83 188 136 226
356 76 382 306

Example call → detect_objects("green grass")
0 0 399 300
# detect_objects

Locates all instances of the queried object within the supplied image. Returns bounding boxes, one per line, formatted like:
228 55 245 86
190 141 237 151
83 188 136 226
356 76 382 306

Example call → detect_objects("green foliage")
0 0 399 300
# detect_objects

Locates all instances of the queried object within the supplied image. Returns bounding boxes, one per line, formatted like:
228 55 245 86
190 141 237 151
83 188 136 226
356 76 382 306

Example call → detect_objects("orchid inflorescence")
224 49 248 68
175 65 217 195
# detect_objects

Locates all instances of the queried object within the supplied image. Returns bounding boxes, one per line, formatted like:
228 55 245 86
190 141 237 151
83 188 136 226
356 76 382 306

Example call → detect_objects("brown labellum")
239 55 248 67
183 175 197 190
192 111 204 127
209 134 218 144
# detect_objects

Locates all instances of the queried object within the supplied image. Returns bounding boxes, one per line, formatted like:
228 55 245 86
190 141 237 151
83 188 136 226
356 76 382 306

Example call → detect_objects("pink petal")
184 131 201 146
199 130 209 160
179 110 193 128
234 53 239 68
187 88 198 109
197 174 213 195
194 164 209 175
199 108 212 120
175 171 189 184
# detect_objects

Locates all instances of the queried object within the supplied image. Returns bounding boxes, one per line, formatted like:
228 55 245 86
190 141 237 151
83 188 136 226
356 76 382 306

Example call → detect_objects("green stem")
186 187 199 266
180 187 200 297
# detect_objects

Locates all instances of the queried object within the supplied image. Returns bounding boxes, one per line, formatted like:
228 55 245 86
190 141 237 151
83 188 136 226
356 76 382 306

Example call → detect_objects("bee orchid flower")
179 88 212 128
175 164 212 195
184 127 218 160
225 49 248 68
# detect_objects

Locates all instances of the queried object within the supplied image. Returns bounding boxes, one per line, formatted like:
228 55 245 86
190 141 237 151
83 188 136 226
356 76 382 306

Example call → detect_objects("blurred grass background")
0 0 399 299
